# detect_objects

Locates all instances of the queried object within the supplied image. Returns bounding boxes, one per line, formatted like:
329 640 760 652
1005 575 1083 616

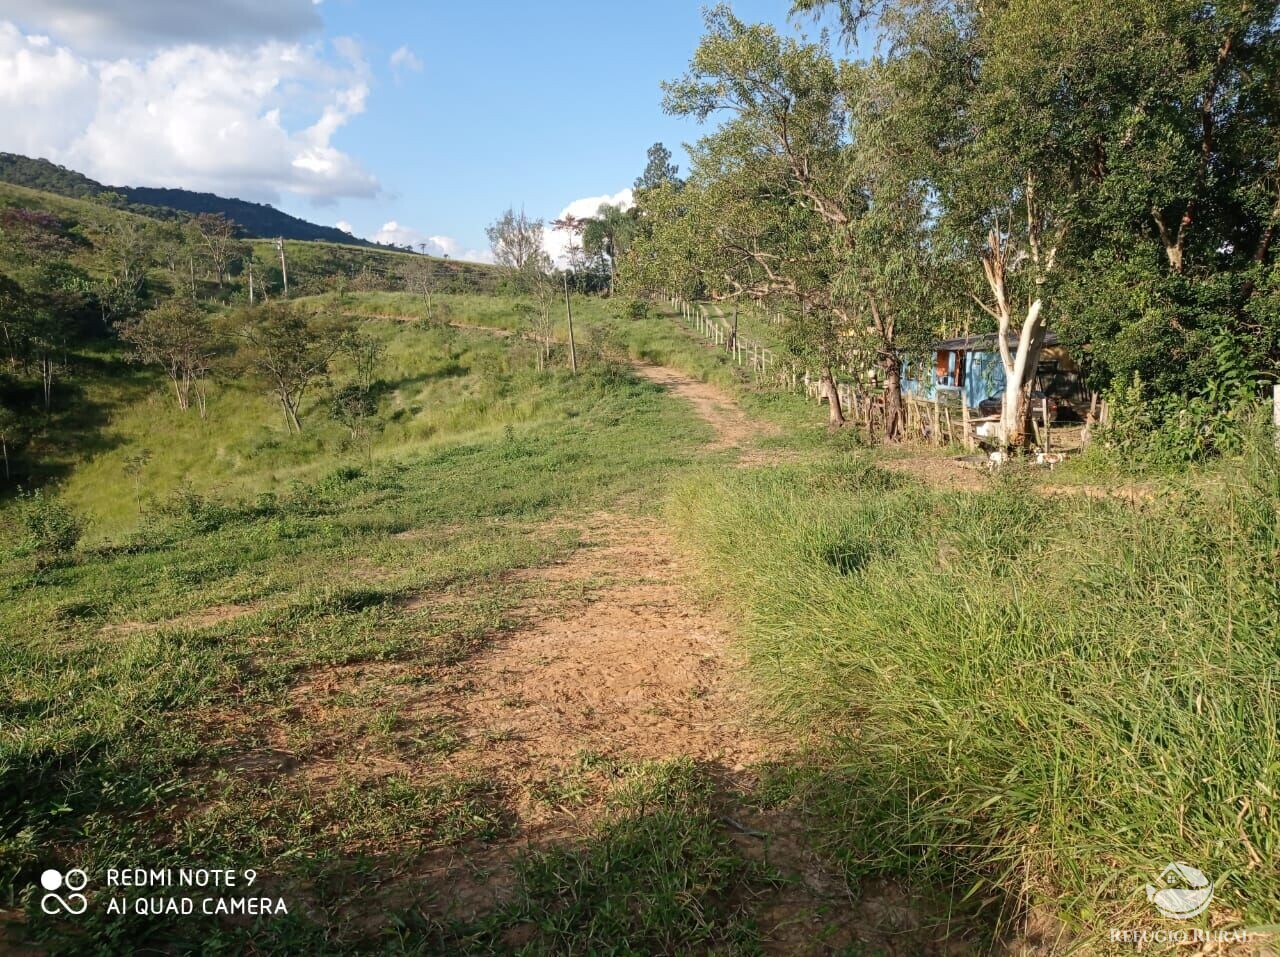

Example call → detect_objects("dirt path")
395 367 977 954
436 511 773 779
632 363 778 451
433 368 780 789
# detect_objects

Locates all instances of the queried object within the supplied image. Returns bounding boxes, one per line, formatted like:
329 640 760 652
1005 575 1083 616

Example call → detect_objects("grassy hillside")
0 187 502 492
0 181 497 297
0 299 734 954
0 153 374 246
56 297 564 539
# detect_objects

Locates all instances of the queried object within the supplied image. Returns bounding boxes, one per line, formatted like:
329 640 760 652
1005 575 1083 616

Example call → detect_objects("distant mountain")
0 153 374 247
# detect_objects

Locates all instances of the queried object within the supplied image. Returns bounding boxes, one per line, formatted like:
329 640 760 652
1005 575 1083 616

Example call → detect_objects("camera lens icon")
39 868 88 915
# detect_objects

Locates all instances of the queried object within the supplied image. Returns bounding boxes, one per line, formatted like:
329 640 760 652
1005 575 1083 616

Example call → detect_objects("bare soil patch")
633 363 779 452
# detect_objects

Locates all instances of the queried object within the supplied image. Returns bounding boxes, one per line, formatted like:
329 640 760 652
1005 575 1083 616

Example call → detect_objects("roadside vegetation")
669 433 1278 943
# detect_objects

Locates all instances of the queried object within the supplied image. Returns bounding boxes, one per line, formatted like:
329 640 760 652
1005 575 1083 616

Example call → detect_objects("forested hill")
0 153 374 247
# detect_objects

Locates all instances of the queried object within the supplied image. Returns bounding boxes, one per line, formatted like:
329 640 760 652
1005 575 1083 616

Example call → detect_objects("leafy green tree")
634 142 683 192
97 219 154 321
657 8 943 435
582 203 636 296
807 0 1280 439
119 299 219 415
221 303 353 433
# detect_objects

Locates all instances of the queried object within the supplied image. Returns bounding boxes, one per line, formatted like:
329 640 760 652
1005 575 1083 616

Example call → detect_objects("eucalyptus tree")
659 7 942 437
806 0 1280 435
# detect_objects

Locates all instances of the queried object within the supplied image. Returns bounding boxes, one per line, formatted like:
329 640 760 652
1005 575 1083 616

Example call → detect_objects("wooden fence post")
1273 384 1280 450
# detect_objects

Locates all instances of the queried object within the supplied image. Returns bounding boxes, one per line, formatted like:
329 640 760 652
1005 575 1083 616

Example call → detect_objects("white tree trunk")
997 298 1046 447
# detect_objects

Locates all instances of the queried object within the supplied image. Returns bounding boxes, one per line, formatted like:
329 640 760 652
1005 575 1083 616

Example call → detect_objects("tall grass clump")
668 439 1278 943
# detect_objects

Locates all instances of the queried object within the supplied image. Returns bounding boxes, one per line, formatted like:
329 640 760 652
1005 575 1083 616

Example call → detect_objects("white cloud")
389 45 422 75
0 22 378 203
0 0 321 55
369 220 493 264
543 187 633 266
335 220 354 234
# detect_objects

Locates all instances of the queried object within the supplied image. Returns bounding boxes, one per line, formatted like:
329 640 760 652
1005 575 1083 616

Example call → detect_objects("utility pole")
276 237 289 298
550 214 587 374
563 273 578 373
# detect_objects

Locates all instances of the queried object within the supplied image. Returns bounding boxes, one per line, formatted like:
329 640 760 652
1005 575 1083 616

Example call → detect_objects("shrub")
1100 372 1257 467
155 485 239 533
612 297 653 321
11 489 84 559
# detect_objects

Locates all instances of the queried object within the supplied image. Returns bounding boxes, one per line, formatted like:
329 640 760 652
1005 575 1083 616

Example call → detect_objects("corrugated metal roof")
932 331 1061 351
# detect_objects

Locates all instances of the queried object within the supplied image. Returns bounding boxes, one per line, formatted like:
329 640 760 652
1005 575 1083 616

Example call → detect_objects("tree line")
615 1 1280 452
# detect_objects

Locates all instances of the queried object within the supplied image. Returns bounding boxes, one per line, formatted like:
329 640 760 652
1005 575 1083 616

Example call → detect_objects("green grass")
53 315 667 539
310 290 827 443
431 760 777 956
0 301 723 953
667 441 1280 945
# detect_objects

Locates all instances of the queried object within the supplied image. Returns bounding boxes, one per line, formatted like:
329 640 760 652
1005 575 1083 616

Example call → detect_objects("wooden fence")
668 295 976 446
663 295 1124 453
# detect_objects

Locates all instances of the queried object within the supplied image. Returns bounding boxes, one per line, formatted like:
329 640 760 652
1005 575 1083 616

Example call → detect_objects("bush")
612 297 653 321
12 489 84 559
1100 372 1257 467
155 485 239 533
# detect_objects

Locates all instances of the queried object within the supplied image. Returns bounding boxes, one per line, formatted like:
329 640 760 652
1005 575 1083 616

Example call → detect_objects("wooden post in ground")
1082 392 1099 449
932 393 942 446
563 273 578 373
276 237 289 298
1273 384 1280 449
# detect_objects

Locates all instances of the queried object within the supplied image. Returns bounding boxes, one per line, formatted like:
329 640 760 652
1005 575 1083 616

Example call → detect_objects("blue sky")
0 1 843 261
314 0 823 255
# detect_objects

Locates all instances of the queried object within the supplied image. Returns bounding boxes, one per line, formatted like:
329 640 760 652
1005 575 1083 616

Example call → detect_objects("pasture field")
2 294 1275 955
